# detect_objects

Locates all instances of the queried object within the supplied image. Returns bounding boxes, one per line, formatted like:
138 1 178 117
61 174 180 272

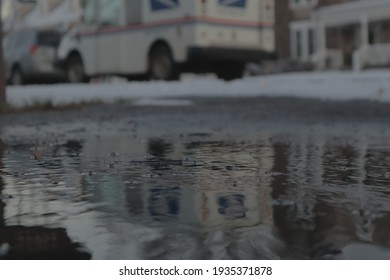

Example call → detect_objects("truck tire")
215 62 245 81
10 66 25 86
149 44 178 81
67 54 88 83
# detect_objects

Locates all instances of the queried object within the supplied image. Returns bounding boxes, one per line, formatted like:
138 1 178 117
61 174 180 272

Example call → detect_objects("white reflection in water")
0 126 390 259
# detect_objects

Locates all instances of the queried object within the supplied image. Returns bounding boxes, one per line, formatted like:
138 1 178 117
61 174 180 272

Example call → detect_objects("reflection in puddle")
147 186 181 221
217 194 247 219
0 126 390 259
0 226 91 260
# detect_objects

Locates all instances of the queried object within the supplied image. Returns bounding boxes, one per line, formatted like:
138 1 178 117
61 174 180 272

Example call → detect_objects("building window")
369 22 381 45
291 22 316 62
308 29 315 55
296 30 302 59
289 0 318 9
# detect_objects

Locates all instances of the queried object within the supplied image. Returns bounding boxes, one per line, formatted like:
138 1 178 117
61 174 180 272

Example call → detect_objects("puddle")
0 123 390 259
133 98 193 107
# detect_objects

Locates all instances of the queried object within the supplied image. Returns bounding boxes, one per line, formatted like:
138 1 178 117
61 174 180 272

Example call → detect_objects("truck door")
197 0 262 46
96 0 123 74
77 0 99 75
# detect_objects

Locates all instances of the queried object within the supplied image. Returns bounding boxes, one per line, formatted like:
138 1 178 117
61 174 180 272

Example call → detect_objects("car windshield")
37 31 62 47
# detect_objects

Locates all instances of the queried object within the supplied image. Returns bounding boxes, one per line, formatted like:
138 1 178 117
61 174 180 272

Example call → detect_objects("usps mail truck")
58 0 275 82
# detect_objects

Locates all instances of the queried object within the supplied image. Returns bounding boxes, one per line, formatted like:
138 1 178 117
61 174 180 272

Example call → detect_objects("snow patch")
6 70 390 108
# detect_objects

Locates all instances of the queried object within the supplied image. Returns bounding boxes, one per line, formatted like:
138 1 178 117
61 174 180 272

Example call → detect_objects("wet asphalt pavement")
0 96 390 260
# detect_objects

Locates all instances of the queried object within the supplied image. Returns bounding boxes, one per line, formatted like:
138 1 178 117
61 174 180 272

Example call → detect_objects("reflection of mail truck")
58 0 275 82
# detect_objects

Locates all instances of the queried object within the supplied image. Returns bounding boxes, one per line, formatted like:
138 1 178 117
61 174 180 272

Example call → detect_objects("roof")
312 0 390 26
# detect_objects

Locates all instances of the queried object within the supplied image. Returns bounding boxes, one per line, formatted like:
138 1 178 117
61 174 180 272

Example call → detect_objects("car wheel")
215 62 245 81
149 44 178 81
10 67 25 86
67 54 87 83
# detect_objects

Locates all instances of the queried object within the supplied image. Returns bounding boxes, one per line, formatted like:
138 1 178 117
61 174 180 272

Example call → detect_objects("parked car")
4 29 65 85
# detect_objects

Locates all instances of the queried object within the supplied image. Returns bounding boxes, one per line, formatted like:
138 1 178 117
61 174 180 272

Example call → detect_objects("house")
276 0 390 71
313 0 390 70
274 0 353 62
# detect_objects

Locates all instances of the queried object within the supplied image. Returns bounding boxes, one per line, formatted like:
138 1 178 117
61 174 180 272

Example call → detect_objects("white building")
312 0 390 70
286 0 390 71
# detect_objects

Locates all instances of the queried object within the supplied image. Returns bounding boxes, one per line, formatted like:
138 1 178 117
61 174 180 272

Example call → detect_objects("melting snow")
6 70 390 108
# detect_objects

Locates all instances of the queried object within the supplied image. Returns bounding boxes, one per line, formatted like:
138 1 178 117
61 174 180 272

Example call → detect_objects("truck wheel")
67 54 88 83
10 67 25 86
149 44 178 81
215 62 245 81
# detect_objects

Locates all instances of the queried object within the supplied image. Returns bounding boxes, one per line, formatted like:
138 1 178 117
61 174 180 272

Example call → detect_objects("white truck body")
58 0 275 81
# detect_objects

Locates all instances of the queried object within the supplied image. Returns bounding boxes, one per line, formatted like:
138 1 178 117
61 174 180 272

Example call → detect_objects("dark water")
0 120 390 260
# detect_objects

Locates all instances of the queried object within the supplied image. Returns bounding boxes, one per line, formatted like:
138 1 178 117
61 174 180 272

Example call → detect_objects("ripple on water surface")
0 128 390 259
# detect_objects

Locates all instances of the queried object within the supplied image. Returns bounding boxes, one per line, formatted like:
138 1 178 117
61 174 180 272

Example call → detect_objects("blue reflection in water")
1 128 390 260
217 194 247 219
148 186 181 221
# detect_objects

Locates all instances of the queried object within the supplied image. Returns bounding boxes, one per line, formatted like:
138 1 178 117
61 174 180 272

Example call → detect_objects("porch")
312 0 390 71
